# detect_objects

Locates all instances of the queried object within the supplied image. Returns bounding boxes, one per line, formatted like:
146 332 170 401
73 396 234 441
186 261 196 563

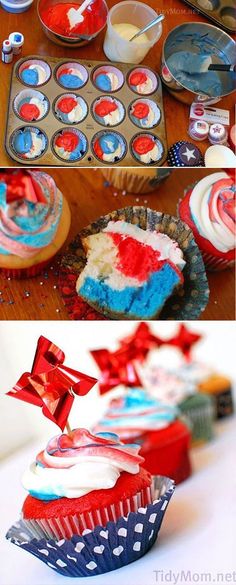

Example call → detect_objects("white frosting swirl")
22 429 143 500
189 172 235 253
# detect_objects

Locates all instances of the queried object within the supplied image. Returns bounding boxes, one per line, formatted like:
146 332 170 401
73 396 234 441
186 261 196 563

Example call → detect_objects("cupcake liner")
56 63 88 90
10 126 48 160
6 476 174 578
21 484 153 540
92 96 125 127
101 169 171 194
200 251 234 271
128 68 158 95
129 99 161 129
92 131 127 164
13 90 49 122
52 128 88 162
201 387 234 419
0 257 56 279
93 66 124 92
131 133 164 165
54 94 88 125
59 206 209 320
18 60 51 86
177 187 235 272
179 397 214 444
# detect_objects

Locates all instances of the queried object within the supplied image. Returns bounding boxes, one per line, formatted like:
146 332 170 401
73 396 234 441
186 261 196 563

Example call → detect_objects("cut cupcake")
76 220 185 319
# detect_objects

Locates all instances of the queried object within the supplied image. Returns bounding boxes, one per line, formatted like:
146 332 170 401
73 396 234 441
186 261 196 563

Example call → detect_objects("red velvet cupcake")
94 389 192 485
21 428 152 540
178 171 235 271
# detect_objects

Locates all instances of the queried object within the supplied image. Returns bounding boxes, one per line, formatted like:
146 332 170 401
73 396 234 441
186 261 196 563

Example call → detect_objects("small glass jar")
188 119 209 142
208 123 228 146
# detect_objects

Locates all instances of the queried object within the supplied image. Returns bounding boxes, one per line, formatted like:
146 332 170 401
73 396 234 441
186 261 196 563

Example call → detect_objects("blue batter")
95 73 112 92
58 73 84 89
21 69 39 86
79 263 180 319
167 51 224 97
13 130 33 154
99 133 120 154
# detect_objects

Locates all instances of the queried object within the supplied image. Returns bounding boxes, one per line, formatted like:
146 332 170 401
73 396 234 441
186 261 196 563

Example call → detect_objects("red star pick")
119 322 164 362
90 345 142 395
168 324 202 361
7 336 98 430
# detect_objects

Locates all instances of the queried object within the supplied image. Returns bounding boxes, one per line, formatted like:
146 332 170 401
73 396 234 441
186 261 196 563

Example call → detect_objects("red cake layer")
179 188 234 261
22 466 151 520
123 420 192 485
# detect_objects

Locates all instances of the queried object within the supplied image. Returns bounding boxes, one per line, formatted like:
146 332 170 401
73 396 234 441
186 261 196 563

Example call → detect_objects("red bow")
119 322 164 360
7 336 98 430
168 324 202 361
91 346 142 395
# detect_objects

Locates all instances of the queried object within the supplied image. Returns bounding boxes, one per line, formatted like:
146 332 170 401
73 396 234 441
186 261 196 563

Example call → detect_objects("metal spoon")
129 14 165 42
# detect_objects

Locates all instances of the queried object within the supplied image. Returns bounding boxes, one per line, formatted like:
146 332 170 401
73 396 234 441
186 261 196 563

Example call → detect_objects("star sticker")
182 147 196 162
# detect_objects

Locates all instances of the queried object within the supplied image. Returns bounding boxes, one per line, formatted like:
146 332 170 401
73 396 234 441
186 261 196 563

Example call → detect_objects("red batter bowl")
37 0 108 47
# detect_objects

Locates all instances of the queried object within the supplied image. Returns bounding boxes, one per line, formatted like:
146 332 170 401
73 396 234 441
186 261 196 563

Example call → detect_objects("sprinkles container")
6 476 175 577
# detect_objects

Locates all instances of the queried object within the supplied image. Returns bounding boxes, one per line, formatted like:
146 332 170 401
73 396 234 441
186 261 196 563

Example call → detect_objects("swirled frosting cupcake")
0 170 71 278
22 428 151 539
178 172 235 270
143 366 214 444
94 388 192 484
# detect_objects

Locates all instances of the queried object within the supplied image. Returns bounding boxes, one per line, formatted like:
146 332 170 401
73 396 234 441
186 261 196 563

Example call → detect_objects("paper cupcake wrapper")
179 401 214 444
0 257 55 279
59 206 209 320
202 387 234 420
177 187 235 272
13 89 49 122
100 169 171 194
6 476 174 578
20 484 154 540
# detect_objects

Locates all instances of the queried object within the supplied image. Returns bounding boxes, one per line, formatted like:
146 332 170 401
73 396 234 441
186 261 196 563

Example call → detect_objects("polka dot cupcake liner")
6 476 174 577
59 206 209 320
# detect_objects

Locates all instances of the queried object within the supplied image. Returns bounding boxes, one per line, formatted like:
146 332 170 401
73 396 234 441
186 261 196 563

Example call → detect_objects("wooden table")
0 0 235 166
0 167 234 320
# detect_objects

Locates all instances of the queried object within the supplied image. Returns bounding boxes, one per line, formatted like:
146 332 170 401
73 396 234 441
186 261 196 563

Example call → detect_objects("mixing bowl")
37 0 108 47
161 22 236 105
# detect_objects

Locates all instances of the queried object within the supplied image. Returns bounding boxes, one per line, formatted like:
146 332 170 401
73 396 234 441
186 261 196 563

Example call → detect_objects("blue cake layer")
79 263 181 318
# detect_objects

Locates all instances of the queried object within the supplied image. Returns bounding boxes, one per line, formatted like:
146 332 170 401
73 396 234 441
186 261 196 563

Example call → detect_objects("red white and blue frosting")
77 220 185 319
22 428 144 500
95 388 179 440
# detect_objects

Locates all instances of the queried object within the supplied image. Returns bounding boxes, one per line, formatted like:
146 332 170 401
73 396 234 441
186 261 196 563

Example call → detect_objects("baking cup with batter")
131 133 164 165
6 476 174 577
13 89 49 122
128 68 158 95
92 96 125 127
54 94 88 125
129 99 161 129
92 131 127 164
92 65 124 92
55 63 88 90
18 59 51 87
59 206 209 321
10 126 48 160
52 128 88 162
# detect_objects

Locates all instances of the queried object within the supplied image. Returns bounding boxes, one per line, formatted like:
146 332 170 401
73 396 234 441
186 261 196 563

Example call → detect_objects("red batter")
94 100 118 118
19 103 40 121
93 139 103 159
111 233 163 282
55 131 79 152
57 96 77 113
133 136 155 155
132 102 149 119
130 71 148 87
41 1 107 37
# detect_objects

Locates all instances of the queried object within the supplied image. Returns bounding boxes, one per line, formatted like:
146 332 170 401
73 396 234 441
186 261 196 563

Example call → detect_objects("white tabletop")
0 415 235 585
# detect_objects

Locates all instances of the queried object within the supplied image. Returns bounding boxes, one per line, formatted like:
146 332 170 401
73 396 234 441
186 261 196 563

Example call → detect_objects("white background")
0 321 235 585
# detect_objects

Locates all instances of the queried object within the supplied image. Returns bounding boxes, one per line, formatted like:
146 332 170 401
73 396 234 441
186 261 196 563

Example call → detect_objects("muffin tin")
5 56 167 167
181 0 236 33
